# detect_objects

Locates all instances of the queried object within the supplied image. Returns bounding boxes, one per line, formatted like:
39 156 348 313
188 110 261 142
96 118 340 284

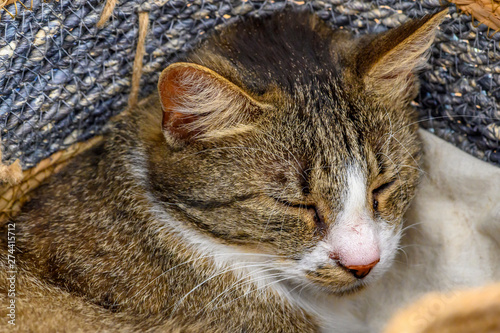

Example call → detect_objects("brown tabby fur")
0 10 446 332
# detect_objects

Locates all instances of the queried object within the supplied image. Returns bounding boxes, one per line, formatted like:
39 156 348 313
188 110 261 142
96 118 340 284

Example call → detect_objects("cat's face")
153 82 419 294
151 11 446 294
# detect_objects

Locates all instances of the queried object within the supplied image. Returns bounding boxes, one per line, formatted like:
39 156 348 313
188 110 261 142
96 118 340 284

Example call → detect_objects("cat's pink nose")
329 252 380 279
343 259 380 279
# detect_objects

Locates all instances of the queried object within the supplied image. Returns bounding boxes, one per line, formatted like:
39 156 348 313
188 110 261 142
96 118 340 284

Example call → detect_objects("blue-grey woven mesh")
1 0 499 169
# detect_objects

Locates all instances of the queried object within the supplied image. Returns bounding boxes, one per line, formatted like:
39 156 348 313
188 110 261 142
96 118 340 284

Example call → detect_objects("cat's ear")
158 62 264 144
357 10 447 105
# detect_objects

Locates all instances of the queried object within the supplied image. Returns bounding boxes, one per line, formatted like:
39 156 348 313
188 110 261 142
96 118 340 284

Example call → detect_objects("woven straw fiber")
0 136 101 222
0 0 499 170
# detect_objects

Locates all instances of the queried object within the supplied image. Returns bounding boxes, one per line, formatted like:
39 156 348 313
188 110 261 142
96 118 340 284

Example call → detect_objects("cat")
0 9 447 333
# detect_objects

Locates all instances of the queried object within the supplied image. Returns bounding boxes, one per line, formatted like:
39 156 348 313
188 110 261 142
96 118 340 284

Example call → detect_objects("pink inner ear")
158 66 201 140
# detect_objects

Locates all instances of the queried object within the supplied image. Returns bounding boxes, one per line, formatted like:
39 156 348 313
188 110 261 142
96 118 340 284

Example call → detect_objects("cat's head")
149 10 446 295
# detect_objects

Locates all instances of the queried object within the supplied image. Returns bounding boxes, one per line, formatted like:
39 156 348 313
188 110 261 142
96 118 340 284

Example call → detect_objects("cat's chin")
280 274 368 298
327 283 367 296
310 280 368 297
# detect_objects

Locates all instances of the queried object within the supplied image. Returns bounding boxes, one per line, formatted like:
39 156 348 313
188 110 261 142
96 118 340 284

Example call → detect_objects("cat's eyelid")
372 179 396 195
269 196 314 210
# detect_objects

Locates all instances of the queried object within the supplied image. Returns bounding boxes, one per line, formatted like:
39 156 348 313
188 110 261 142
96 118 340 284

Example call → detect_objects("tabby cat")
0 9 446 333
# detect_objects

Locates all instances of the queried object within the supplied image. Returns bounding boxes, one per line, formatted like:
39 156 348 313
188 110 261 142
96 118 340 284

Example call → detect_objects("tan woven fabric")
0 152 22 186
0 0 32 18
0 136 102 224
451 0 500 35
384 283 500 333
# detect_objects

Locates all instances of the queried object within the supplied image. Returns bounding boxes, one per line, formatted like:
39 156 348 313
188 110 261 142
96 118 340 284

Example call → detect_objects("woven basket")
0 0 499 170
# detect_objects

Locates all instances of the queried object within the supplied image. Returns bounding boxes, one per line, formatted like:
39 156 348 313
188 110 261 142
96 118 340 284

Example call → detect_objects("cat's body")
0 10 446 332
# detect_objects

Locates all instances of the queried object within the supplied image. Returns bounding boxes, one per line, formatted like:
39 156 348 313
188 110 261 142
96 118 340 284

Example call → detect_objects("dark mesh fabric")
1 0 499 168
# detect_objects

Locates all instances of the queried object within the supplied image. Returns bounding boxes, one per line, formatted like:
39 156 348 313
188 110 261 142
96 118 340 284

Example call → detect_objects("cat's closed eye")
271 196 326 233
372 179 396 211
